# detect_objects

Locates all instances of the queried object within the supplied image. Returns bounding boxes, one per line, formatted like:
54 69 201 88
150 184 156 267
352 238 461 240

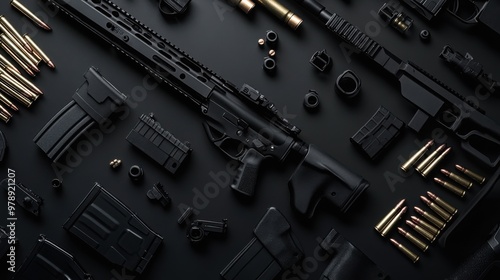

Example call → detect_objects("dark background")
1 0 500 279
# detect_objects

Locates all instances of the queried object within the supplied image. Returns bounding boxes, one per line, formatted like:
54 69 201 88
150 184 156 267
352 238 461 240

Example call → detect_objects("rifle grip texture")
288 145 369 218
447 243 496 280
230 149 265 196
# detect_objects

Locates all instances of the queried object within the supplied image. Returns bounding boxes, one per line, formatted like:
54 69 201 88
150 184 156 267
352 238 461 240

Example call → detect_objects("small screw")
109 159 122 168
268 49 276 57
258 38 265 46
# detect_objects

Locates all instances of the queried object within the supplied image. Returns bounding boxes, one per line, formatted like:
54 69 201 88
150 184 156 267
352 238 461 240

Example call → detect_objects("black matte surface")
0 0 500 279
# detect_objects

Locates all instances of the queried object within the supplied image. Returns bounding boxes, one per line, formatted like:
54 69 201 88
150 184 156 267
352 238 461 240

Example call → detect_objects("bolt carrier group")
0 13 53 122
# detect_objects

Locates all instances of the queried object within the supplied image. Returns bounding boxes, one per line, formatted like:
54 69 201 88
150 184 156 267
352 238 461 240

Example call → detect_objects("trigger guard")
460 130 500 167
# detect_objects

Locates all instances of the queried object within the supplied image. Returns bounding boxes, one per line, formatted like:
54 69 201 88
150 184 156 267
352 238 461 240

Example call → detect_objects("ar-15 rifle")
294 0 500 168
46 0 369 218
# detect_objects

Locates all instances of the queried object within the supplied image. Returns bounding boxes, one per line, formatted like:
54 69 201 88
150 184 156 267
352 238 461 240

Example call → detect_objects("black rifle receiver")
47 0 369 218
294 0 500 168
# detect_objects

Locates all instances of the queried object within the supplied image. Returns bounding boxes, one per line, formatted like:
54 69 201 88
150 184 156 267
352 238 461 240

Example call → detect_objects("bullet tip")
390 238 399 246
420 196 431 203
427 191 436 199
47 61 55 69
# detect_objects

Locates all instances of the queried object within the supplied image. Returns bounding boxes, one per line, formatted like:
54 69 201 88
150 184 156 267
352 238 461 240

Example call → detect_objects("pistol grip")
288 145 369 218
231 149 265 196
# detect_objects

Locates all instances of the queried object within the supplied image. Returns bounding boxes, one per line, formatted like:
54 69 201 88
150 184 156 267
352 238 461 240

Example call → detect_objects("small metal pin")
434 178 466 198
390 238 420 263
0 34 39 72
0 69 38 100
10 0 52 31
400 139 434 172
427 191 458 215
0 80 32 107
420 196 453 222
414 206 446 230
420 147 451 178
0 40 35 76
455 164 486 184
109 159 122 168
381 206 407 237
441 169 473 189
398 227 429 252
415 144 445 174
375 199 405 233
0 92 18 111
406 220 436 242
258 38 265 46
411 216 440 237
23 34 55 69
0 16 32 52
268 49 276 57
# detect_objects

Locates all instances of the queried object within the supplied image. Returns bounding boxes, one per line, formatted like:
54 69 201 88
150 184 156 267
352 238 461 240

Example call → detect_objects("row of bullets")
375 192 459 263
400 140 452 178
0 2 55 123
400 139 487 197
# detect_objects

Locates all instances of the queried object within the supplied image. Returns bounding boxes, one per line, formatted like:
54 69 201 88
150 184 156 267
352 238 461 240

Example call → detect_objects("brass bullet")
427 191 458 215
420 147 452 178
255 0 303 30
23 34 55 69
441 169 473 189
2 31 39 65
414 206 446 230
0 80 32 107
400 139 434 172
390 238 420 263
455 164 486 184
415 144 445 174
0 40 35 76
0 53 20 74
4 66 42 95
0 16 32 52
411 216 440 237
434 178 466 198
398 227 429 252
0 102 12 116
10 0 52 31
0 69 38 100
0 34 39 72
420 196 453 222
375 199 405 233
381 206 407 237
258 38 265 46
227 0 256 14
406 220 435 242
0 112 11 123
0 92 18 111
